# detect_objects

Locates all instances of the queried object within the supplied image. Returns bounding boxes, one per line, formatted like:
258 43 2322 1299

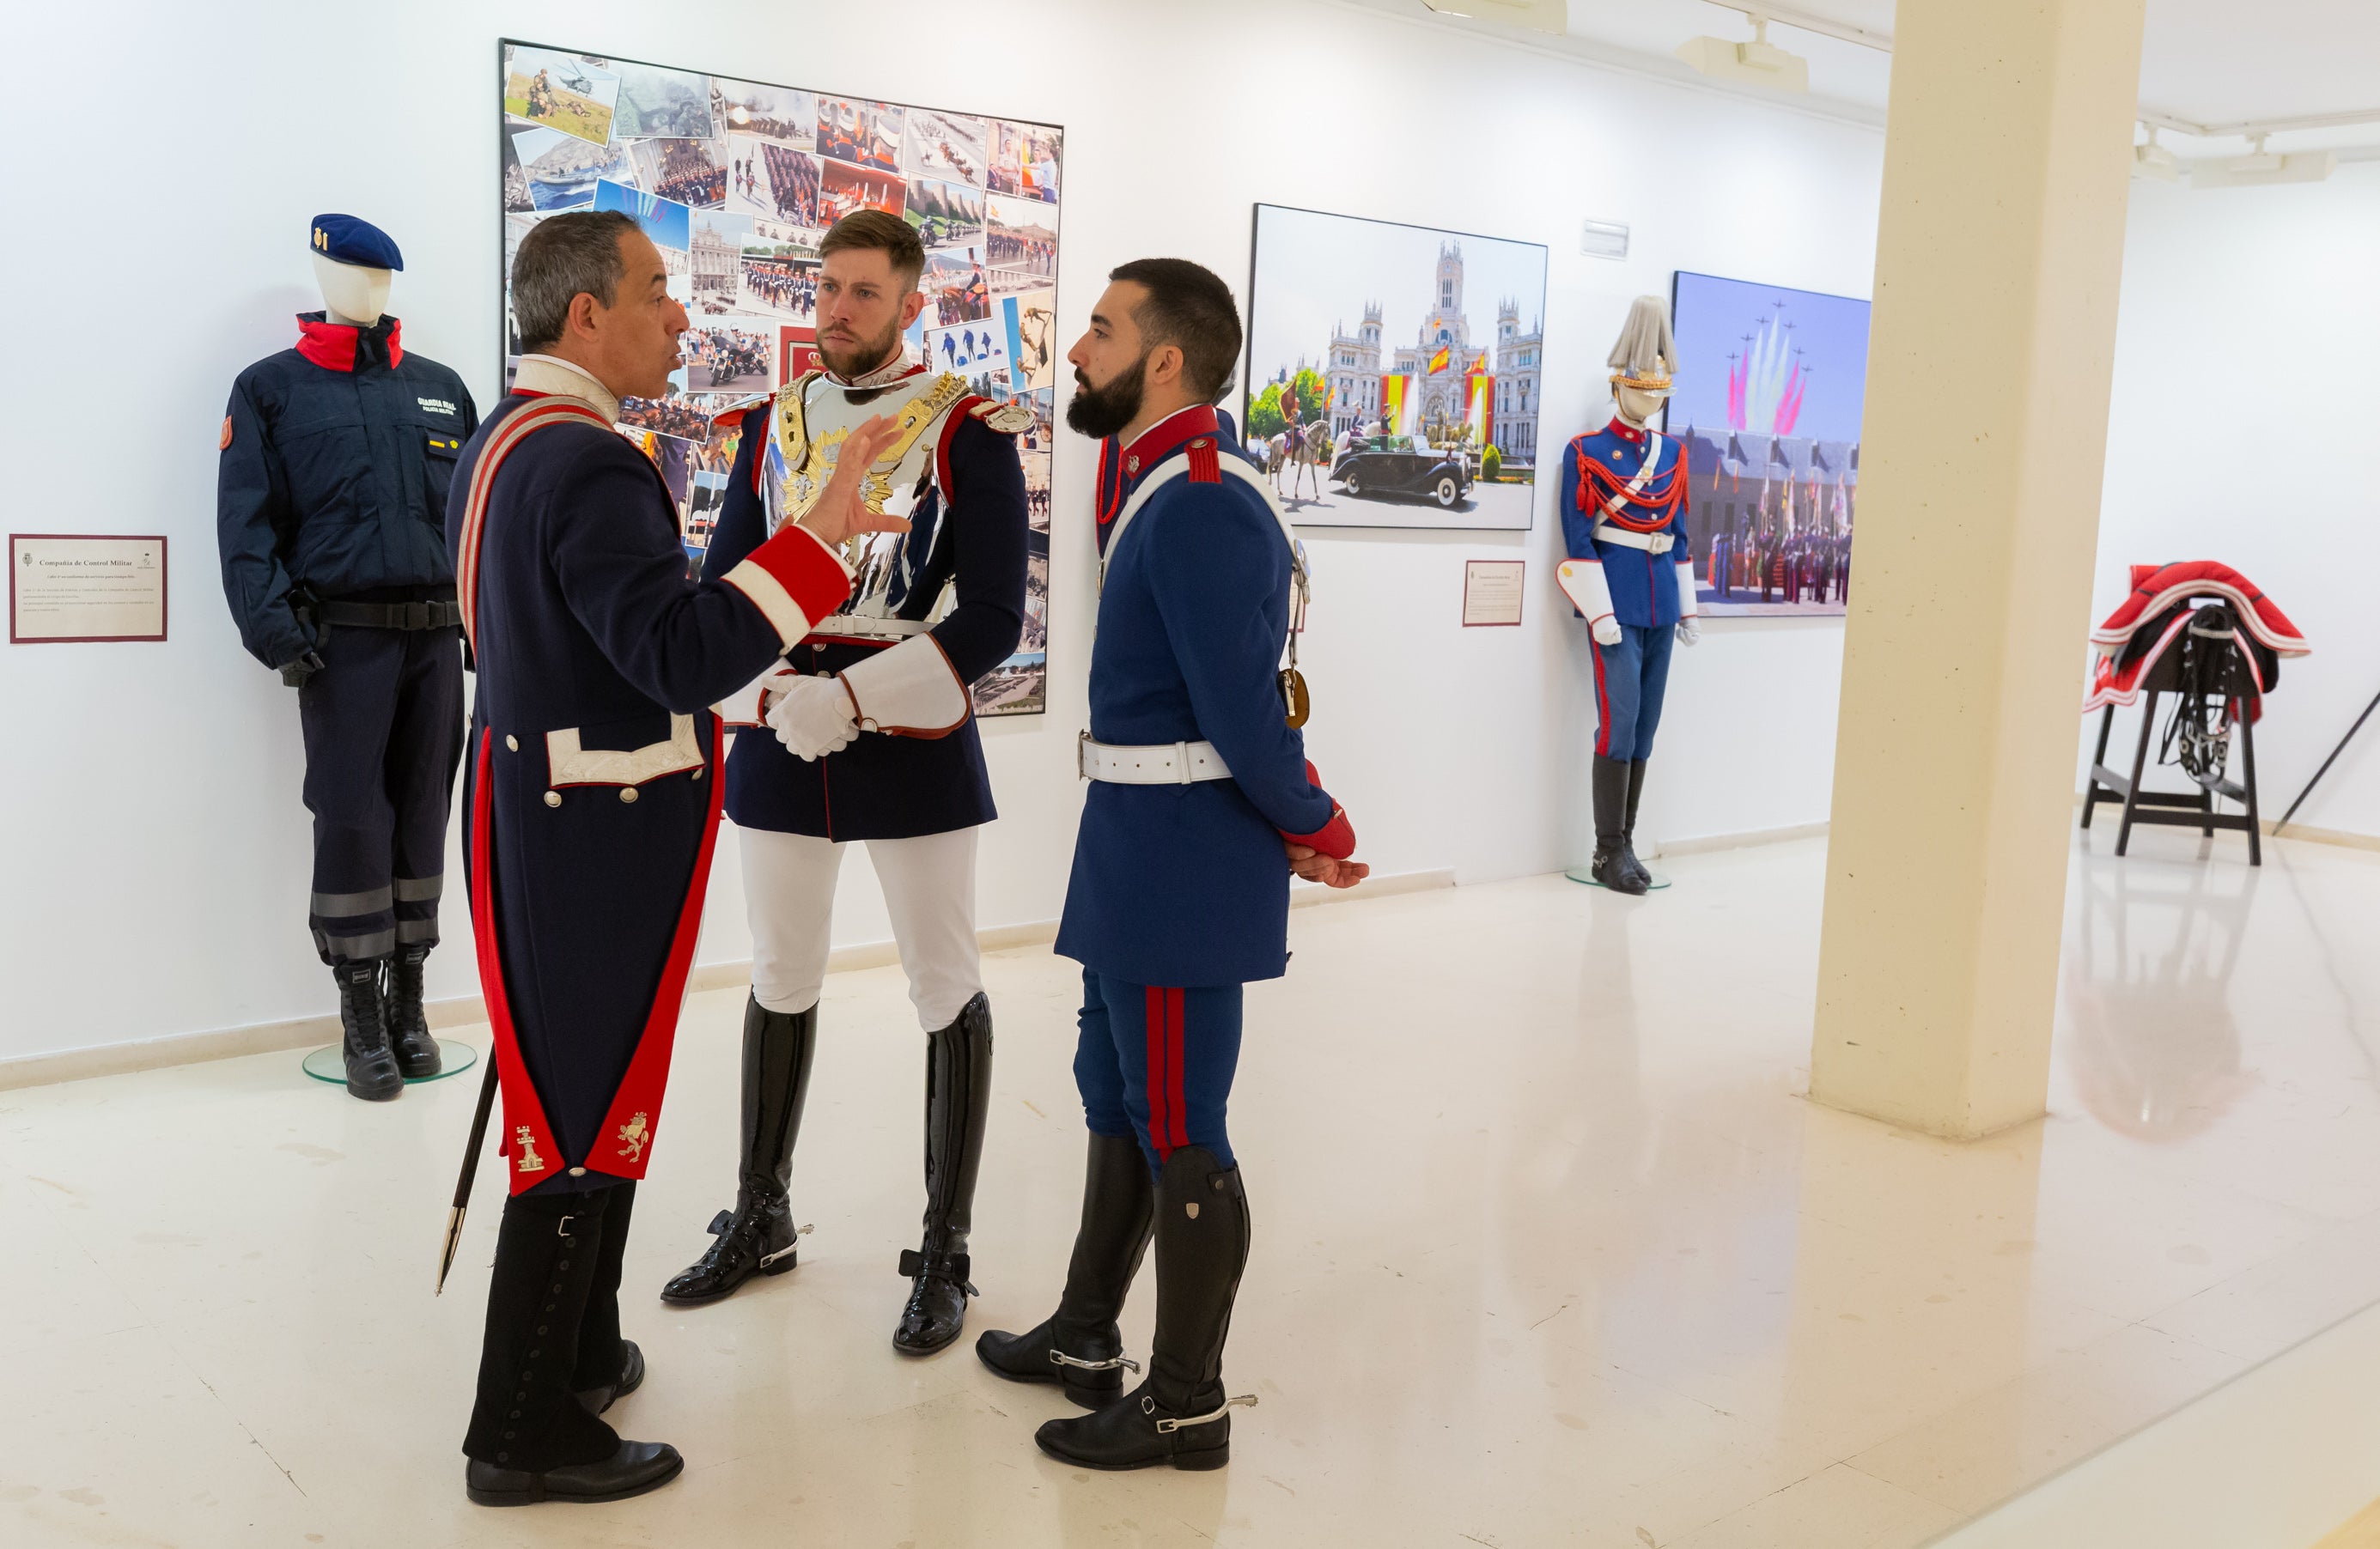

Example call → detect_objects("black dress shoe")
464 1439 683 1506
977 1315 1141 1408
335 961 402 1101
385 945 442 1079
572 1339 644 1416
1034 1378 1250 1472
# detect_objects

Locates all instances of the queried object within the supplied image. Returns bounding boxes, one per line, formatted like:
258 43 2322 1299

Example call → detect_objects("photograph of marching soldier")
216 214 476 1103
1556 295 1701 896
660 208 1032 1361
975 258 1367 1468
444 208 902 1506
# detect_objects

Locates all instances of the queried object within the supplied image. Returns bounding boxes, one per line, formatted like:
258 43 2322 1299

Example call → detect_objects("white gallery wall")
2085 161 2380 837
0 0 1888 1062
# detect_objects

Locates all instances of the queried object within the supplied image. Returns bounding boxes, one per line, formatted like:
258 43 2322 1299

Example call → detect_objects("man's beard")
1065 353 1148 440
819 314 904 381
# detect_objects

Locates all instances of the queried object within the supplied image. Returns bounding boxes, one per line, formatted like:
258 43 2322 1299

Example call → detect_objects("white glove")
765 672 859 761
1593 616 1624 647
1676 617 1701 647
1673 561 1701 647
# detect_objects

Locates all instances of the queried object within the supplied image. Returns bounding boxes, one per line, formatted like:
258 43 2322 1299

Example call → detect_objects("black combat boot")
1621 758 1655 890
1034 1147 1255 1472
463 1186 683 1506
894 993 994 1355
1588 756 1648 895
977 1132 1155 1407
336 960 403 1101
386 944 443 1079
660 997 815 1306
569 1182 642 1415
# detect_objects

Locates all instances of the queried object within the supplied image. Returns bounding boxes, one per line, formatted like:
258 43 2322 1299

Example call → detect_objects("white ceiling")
1359 0 2380 155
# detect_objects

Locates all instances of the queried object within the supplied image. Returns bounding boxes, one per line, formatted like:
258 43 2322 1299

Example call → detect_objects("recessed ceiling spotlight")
1677 15 1810 93
2190 133 2337 189
1420 0 1567 34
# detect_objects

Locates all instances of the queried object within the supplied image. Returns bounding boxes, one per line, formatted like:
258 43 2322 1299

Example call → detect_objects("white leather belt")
808 613 934 639
1594 521 1675 554
1078 733 1233 785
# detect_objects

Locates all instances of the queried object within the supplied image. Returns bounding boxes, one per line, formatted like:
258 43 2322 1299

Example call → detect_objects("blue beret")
309 214 404 271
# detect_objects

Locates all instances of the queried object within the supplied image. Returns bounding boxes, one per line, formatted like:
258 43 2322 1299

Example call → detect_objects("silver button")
505 734 519 752
568 1166 587 1177
543 791 561 808
619 787 639 804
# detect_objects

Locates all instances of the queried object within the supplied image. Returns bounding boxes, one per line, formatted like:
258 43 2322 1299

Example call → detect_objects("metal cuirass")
759 368 973 639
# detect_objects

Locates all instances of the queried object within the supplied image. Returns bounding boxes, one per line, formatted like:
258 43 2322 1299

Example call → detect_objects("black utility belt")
319 598 462 631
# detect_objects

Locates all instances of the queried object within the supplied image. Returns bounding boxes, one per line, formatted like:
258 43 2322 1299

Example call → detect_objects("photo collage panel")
500 40 1063 715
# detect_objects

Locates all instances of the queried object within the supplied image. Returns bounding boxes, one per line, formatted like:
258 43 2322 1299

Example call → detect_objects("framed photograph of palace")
496 39 1063 717
1245 203 1546 532
1665 270 1870 619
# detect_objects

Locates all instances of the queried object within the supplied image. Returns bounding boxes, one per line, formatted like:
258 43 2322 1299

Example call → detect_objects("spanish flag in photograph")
1427 344 1452 375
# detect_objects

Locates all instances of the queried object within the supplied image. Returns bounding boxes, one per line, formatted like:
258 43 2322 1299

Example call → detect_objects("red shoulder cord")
1574 443 1689 533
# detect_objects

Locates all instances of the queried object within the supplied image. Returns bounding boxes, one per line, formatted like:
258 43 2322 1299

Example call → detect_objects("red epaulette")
1186 437 1220 483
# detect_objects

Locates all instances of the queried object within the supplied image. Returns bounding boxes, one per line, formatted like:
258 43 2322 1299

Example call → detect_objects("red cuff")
1282 804 1356 860
722 525 855 647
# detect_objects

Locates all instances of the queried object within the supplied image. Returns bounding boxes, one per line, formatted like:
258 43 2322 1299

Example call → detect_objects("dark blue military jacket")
1560 418 1694 629
447 389 852 1193
704 385 1027 839
217 314 476 668
1056 405 1346 988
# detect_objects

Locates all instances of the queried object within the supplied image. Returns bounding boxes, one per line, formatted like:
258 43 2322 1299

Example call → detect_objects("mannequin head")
1605 295 1678 431
312 252 393 327
1614 383 1667 428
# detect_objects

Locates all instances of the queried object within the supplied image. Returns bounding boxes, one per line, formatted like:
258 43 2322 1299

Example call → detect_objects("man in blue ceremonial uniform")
660 212 1031 1358
975 259 1367 1470
216 214 477 1099
1557 295 1701 896
443 210 900 1507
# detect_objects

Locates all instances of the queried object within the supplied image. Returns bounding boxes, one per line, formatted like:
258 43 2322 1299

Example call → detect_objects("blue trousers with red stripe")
1590 622 1676 762
1072 968 1243 1177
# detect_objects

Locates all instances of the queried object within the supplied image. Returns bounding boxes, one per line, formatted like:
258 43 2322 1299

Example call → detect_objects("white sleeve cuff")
840 634 970 738
1674 557 1700 620
1556 558 1616 625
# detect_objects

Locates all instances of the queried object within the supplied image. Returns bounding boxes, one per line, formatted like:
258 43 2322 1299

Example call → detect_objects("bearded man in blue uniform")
974 258 1367 1470
1557 295 1701 896
660 211 1031 1358
443 210 901 1507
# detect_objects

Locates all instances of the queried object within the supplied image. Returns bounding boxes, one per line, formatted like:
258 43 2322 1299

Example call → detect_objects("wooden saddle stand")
2081 603 2271 866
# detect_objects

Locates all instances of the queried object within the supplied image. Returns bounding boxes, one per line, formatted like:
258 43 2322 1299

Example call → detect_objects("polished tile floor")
9 827 2380 1546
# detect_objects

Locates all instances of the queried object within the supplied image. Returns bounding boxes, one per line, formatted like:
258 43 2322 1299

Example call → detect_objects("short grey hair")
512 210 639 352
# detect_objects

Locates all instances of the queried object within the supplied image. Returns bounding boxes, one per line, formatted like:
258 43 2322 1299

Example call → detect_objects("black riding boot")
336 960 402 1101
1034 1147 1254 1471
660 997 815 1306
894 993 994 1355
1588 756 1648 896
463 1185 683 1506
1621 759 1654 890
386 943 443 1079
976 1132 1155 1407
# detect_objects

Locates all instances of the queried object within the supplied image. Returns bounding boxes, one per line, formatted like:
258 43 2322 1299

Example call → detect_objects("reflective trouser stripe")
315 928 396 962
393 874 444 902
312 887 393 918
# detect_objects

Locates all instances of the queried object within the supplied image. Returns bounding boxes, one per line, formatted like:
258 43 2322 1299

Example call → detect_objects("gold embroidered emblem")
514 1126 548 1175
614 1111 650 1163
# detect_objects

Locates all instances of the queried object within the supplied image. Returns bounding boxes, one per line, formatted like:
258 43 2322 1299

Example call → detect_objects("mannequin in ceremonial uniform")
443 210 899 1507
660 211 1031 1358
974 259 1367 1470
216 215 476 1099
1557 296 1701 896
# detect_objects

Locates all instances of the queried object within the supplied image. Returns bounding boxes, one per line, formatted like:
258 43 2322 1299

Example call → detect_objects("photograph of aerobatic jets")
1245 203 1546 532
1665 270 1868 618
497 39 1065 714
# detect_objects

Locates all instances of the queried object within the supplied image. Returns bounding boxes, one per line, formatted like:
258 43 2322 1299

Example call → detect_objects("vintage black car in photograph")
1329 438 1474 509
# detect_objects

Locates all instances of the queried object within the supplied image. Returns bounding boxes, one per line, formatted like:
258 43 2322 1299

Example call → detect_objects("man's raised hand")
802 413 912 547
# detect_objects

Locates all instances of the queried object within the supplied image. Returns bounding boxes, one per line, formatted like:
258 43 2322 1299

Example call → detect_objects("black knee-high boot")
976 1132 1156 1406
462 1185 682 1506
1033 1147 1254 1471
1589 756 1648 895
1621 758 1654 889
660 995 816 1305
895 992 994 1354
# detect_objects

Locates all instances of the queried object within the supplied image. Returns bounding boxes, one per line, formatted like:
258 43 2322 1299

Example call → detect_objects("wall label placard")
9 534 168 644
1463 559 1525 627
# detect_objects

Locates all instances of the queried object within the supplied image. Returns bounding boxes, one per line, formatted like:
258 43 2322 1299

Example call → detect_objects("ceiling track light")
2133 125 2181 182
1677 14 1811 94
2189 131 2338 189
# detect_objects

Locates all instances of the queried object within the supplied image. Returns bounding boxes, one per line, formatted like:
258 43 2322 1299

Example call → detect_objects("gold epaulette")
970 398 1037 435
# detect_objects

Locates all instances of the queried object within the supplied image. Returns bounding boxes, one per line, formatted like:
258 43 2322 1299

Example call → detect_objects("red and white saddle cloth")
2082 560 2308 717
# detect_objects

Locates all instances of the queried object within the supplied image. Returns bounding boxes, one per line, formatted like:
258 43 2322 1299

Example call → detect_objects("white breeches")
740 825 983 1029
